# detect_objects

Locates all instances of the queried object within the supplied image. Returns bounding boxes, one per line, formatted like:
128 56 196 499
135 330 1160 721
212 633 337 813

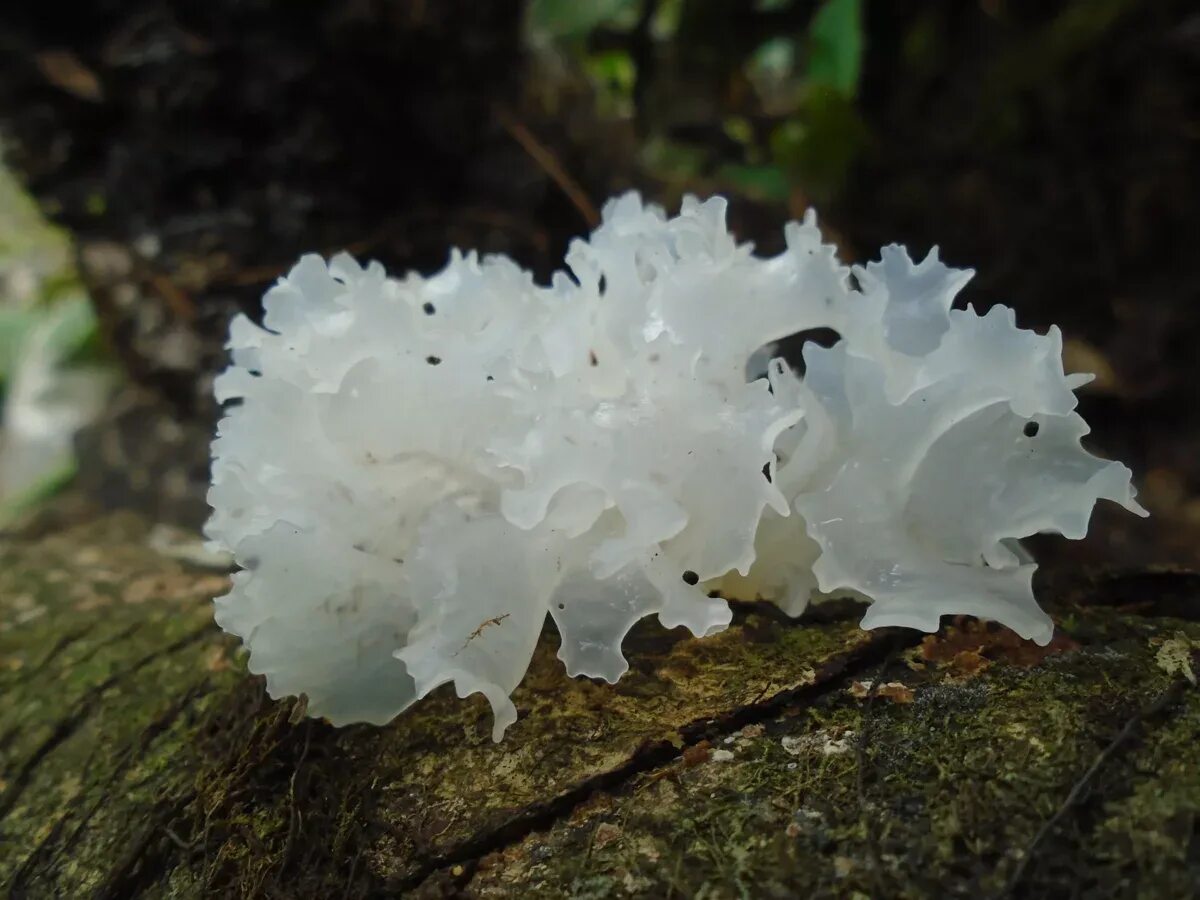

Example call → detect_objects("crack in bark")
0 626 134 754
6 681 210 894
399 629 920 894
4 812 70 899
5 566 1196 895
90 798 194 900
0 623 215 824
7 625 96 688
855 648 899 897
401 577 1197 896
997 675 1195 898
1041 567 1200 621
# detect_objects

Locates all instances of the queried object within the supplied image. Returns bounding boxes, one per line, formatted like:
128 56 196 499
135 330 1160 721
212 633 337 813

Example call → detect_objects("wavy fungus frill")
207 194 1145 738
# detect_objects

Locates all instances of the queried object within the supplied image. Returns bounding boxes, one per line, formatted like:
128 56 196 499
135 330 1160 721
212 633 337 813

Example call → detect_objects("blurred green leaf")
0 309 34 387
750 36 796 82
528 0 641 40
584 49 637 116
0 295 98 389
651 0 684 40
719 163 791 203
42 295 99 364
770 88 868 203
806 0 863 97
639 137 708 187
722 116 755 148
0 161 110 521
0 455 76 527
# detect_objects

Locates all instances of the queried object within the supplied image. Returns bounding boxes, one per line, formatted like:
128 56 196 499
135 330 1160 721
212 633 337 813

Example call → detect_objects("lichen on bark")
1 514 1197 898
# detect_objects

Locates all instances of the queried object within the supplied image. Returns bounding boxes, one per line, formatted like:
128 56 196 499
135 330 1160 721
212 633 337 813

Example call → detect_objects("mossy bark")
1 515 1197 898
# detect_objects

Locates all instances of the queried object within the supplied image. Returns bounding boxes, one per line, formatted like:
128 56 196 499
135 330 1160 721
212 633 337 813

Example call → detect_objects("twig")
453 613 511 657
342 847 362 900
1000 678 1190 896
148 273 196 321
495 109 600 227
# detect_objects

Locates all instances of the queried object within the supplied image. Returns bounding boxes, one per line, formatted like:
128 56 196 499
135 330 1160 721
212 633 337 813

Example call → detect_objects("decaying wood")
1 514 1197 898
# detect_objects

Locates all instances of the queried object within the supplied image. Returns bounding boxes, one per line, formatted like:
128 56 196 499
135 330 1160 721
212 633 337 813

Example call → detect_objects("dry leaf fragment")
848 680 915 704
36 50 104 102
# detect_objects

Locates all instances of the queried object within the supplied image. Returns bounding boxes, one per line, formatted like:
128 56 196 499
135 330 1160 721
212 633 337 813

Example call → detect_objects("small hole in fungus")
426 355 442 366
557 603 565 610
682 570 699 585
486 375 494 382
1023 421 1040 437
589 350 599 366
422 302 436 315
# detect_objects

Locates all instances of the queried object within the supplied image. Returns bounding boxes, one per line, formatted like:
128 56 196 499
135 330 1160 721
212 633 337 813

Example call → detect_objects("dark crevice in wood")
727 595 869 627
4 622 144 711
6 679 212 894
0 624 215 823
998 676 1195 897
400 629 921 894
7 625 96 688
4 813 71 898
855 648 900 897
1041 567 1200 621
8 565 1198 894
90 798 195 900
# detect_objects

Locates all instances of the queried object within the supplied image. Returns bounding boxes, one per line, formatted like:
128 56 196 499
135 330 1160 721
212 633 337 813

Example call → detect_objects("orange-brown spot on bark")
681 741 712 767
848 680 915 704
920 617 1080 675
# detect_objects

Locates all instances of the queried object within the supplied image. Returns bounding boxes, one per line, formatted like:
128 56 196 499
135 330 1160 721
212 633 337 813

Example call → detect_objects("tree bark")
1 514 1197 898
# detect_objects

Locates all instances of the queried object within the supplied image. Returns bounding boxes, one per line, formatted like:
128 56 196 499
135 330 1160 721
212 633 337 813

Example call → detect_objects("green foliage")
0 308 27 387
806 0 863 97
0 456 78 525
770 86 868 204
753 0 868 204
527 0 870 206
527 0 640 41
37 293 98 366
0 162 110 523
718 163 791 203
0 295 98 391
583 49 638 117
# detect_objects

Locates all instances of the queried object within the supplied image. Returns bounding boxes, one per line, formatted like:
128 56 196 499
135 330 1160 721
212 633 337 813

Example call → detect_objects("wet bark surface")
1 515 1197 898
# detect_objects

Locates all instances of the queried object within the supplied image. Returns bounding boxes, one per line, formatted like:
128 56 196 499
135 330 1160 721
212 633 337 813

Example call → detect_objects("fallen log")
1 514 1197 897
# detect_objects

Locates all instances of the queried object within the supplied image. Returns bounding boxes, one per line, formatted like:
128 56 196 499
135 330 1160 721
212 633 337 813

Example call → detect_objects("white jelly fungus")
207 193 1146 738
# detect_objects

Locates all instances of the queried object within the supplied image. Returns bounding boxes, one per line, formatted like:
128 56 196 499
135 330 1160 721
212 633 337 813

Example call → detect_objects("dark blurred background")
0 0 1196 569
